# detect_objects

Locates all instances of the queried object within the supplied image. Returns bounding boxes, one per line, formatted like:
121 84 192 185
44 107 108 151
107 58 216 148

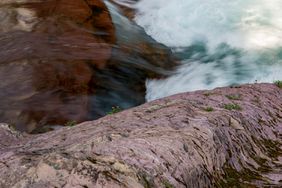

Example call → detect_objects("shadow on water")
0 0 177 133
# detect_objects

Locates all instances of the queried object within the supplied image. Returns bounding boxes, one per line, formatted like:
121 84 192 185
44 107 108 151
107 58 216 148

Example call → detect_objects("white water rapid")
133 0 282 101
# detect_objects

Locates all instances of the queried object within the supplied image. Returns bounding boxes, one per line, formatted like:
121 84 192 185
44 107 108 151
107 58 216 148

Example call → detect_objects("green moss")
204 107 214 112
51 163 60 170
226 94 241 100
162 180 174 188
65 120 77 127
224 103 242 111
46 161 61 170
203 92 214 97
216 163 263 188
107 106 122 115
138 171 155 188
216 138 282 187
274 80 282 88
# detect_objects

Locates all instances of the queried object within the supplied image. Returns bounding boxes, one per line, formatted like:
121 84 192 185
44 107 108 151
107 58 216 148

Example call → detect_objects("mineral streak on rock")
0 83 281 187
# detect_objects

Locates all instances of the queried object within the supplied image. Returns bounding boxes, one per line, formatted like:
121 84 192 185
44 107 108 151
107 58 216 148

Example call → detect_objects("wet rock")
0 0 116 132
0 0 177 132
87 1 178 119
109 0 139 20
0 83 281 187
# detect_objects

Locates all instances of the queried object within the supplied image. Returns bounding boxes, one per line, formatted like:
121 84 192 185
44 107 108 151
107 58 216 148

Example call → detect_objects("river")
128 0 282 100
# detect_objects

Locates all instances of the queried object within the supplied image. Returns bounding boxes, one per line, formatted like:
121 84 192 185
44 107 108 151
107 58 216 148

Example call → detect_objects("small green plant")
224 103 242 111
162 180 174 188
50 163 60 170
226 94 241 100
205 107 214 112
274 80 282 88
7 124 17 131
203 92 213 97
65 120 77 127
107 106 122 115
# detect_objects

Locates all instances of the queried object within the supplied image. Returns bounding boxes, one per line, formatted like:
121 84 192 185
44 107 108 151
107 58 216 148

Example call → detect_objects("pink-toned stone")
0 83 281 187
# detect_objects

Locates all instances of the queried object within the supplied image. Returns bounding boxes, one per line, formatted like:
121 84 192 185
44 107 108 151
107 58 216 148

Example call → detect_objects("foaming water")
133 0 282 101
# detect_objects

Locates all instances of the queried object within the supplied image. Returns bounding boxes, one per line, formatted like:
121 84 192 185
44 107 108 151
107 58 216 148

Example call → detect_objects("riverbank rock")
0 0 116 132
1 83 281 187
0 0 177 132
87 0 178 120
109 0 138 20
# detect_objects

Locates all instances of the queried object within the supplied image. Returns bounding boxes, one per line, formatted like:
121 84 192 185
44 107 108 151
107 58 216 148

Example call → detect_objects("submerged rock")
0 83 281 187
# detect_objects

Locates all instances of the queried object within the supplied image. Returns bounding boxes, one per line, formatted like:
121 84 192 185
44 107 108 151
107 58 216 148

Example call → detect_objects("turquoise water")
132 0 282 100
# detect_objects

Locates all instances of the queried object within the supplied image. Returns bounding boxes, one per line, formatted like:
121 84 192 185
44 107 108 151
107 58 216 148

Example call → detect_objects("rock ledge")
0 83 281 187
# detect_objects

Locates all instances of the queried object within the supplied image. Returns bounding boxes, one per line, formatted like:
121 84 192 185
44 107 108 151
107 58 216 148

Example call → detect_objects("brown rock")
108 0 178 78
0 0 178 132
109 0 138 20
0 83 281 187
0 0 116 132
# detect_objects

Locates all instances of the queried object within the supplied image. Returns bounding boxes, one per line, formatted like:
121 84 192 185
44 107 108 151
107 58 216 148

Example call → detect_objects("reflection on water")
0 0 176 132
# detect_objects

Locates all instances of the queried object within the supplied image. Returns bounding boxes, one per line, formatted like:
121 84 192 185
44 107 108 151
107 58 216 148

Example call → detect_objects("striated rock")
0 83 281 187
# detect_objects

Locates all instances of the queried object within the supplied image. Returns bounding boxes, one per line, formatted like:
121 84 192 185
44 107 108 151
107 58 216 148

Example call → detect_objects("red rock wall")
0 0 115 132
